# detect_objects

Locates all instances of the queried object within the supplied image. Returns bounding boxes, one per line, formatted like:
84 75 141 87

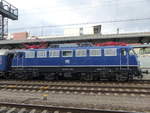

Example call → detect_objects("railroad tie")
54 111 59 113
18 108 26 113
41 110 48 113
0 106 7 112
6 107 16 113
29 109 36 113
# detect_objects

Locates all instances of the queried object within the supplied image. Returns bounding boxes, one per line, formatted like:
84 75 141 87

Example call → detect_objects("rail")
0 81 150 96
0 102 139 113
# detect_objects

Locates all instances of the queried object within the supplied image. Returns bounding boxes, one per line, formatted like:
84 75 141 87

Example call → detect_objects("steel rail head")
0 102 141 113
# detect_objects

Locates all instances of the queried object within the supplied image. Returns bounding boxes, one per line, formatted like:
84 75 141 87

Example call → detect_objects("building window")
37 51 47 58
49 50 60 57
76 49 86 57
104 48 117 56
89 49 101 56
62 50 73 57
25 51 35 58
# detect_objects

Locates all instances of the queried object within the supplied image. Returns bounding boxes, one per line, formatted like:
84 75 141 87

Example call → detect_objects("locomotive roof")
15 46 133 52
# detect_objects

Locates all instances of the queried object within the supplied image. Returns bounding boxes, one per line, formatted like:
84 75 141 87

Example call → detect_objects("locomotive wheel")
4 73 12 79
128 75 133 81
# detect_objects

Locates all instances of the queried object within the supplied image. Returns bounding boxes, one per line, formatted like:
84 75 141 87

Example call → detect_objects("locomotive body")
0 46 142 81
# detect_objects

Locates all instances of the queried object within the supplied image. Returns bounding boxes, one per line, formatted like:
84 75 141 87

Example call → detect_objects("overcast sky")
7 0 150 35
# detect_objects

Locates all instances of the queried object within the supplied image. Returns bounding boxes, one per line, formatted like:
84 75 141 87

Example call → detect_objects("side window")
121 49 127 56
104 48 117 56
49 50 60 57
62 50 73 57
129 49 135 56
25 51 35 58
89 49 101 56
37 51 47 58
76 49 87 57
18 53 23 58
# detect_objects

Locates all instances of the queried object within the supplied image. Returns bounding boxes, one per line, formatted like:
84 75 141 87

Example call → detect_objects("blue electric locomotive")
0 46 142 81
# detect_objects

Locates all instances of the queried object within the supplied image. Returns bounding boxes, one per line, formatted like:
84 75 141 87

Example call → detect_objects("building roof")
2 32 150 45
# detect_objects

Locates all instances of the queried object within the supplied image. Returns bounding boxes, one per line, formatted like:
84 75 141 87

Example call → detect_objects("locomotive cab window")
18 53 23 58
49 50 60 57
37 51 47 58
129 49 136 56
15 52 23 58
89 49 101 56
121 49 127 56
14 53 20 58
76 49 87 57
62 50 73 57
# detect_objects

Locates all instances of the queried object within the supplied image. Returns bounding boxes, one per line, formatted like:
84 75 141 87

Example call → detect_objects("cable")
9 17 150 30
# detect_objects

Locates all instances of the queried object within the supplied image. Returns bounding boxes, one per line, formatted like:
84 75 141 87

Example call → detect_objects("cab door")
128 49 137 66
16 52 24 68
7 53 14 70
120 48 129 66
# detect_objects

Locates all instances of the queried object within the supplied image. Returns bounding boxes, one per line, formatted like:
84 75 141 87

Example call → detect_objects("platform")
1 32 150 45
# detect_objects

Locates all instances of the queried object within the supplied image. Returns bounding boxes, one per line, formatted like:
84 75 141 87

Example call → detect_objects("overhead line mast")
0 0 18 40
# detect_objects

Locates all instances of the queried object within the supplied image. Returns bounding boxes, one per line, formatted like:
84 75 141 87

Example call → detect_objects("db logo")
65 59 70 64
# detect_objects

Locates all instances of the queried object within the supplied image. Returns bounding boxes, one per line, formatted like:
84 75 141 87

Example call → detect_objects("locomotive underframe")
5 66 142 81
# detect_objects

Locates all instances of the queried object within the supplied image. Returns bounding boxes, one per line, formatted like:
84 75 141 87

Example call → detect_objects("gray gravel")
0 90 149 112
143 74 150 79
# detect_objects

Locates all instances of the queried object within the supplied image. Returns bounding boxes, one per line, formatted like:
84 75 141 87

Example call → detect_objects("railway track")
0 80 149 113
0 102 140 113
0 79 150 85
0 81 150 96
